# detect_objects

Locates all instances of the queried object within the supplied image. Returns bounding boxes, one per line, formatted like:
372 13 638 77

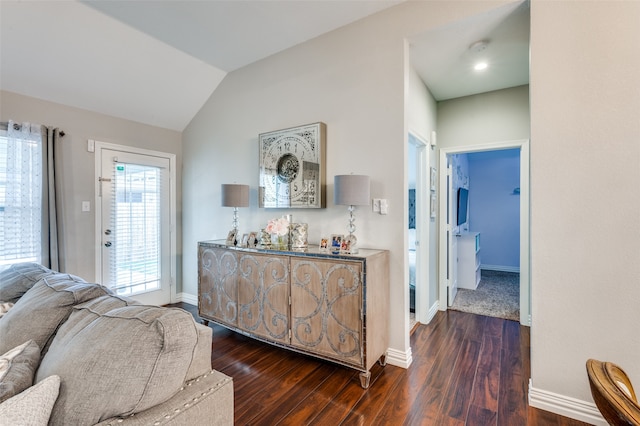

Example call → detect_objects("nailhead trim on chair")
104 371 232 426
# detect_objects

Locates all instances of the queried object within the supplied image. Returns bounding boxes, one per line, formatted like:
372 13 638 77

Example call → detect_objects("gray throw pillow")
36 296 200 426
0 340 41 403
0 278 111 356
0 263 55 303
0 374 60 426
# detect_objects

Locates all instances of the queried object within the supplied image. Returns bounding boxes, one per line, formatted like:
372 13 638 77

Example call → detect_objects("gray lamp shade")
221 184 250 207
334 175 370 206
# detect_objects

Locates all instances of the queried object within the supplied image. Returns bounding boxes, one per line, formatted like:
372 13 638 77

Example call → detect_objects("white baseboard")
481 265 520 273
386 346 413 369
528 379 606 425
175 292 197 305
426 301 439 324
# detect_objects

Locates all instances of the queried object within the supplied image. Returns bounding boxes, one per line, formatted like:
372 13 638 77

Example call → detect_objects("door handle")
104 241 112 247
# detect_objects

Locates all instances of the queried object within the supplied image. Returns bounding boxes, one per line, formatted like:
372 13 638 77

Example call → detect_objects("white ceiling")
410 1 530 101
0 0 529 132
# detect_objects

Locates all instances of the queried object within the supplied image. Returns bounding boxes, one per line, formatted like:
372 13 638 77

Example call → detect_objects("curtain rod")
0 121 65 137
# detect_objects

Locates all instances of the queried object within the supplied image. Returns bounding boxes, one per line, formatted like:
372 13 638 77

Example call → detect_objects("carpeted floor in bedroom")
450 269 520 321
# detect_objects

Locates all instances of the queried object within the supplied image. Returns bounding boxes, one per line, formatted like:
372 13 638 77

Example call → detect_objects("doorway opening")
438 140 530 325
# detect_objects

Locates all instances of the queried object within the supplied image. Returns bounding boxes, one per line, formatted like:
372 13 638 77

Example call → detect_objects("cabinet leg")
378 354 387 367
201 319 209 326
359 371 371 389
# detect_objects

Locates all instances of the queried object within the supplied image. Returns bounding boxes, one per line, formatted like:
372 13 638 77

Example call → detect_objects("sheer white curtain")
0 120 62 269
1 121 43 265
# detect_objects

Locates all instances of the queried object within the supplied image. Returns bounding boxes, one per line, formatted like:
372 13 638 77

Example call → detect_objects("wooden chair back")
586 359 640 425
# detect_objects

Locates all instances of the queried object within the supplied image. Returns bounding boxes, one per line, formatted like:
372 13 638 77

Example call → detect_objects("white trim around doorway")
93 140 178 304
438 139 530 326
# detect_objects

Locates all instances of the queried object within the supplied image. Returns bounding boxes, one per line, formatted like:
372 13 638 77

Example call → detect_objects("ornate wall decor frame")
259 122 326 208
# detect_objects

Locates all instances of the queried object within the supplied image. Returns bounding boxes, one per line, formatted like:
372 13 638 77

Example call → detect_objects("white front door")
98 147 173 305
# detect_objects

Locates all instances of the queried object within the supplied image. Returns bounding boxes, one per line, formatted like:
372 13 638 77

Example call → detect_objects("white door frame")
438 139 530 326
408 131 430 324
94 141 177 304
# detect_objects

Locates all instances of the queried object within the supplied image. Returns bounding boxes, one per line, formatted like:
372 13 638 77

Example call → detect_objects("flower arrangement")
265 216 290 237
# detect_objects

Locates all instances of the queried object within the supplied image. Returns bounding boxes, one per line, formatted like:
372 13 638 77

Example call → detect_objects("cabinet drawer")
198 245 238 327
290 258 363 367
237 253 290 344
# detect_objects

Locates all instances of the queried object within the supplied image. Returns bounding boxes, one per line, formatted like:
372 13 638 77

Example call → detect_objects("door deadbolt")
104 229 111 235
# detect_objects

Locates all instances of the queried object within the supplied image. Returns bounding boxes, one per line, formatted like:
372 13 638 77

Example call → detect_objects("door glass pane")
110 162 161 296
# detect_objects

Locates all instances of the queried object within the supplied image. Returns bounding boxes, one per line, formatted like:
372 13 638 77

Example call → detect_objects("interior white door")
408 132 430 324
99 148 172 305
446 161 458 306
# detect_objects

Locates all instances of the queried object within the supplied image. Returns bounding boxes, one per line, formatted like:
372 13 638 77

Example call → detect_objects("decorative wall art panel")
259 122 326 208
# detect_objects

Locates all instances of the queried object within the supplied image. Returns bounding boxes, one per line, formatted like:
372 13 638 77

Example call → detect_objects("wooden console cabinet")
198 240 389 388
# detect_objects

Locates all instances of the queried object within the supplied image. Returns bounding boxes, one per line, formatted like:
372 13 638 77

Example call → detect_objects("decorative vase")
290 223 308 249
271 233 289 250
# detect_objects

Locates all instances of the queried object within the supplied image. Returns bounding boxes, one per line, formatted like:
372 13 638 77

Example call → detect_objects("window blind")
0 128 42 266
109 161 161 295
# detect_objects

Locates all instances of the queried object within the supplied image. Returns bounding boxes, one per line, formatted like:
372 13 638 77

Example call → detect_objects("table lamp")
221 184 249 245
334 175 370 254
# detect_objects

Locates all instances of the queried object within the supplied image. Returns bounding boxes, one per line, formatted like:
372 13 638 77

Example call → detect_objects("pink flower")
266 217 289 236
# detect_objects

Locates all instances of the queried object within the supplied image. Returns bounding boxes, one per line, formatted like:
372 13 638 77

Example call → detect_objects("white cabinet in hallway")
457 232 481 290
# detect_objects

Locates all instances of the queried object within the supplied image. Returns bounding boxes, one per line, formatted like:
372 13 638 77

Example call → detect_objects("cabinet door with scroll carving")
290 258 363 367
198 245 238 327
237 253 290 344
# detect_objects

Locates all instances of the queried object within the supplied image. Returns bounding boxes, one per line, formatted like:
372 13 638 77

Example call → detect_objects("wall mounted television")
457 187 469 226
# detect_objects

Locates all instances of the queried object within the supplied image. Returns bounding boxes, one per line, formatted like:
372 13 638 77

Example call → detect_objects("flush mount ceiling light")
469 39 490 71
469 40 489 53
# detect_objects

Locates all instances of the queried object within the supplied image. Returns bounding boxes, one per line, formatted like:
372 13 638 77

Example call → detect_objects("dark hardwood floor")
172 303 591 425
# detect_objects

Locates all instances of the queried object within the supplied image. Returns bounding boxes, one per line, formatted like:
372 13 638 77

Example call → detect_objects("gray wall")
407 65 439 315
182 0 507 367
437 85 530 146
0 90 183 287
529 0 640 412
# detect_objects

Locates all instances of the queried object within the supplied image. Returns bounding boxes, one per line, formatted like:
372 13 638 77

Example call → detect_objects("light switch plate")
380 199 389 214
82 201 90 212
372 198 388 214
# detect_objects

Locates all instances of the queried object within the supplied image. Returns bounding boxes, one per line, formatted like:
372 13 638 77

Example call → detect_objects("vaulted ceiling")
0 1 529 131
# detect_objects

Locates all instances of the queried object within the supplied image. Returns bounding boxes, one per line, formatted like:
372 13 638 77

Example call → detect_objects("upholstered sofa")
0 263 233 425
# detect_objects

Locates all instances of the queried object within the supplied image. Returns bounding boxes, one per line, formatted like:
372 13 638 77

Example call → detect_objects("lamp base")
344 205 359 254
